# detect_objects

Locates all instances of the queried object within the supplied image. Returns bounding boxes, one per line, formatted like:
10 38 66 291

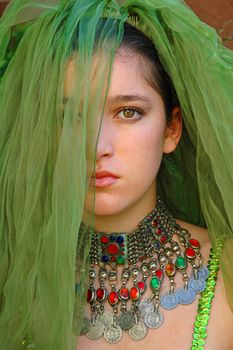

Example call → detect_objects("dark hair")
120 22 179 121
72 20 179 120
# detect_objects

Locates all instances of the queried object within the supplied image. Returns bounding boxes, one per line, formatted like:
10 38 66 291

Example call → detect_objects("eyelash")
114 107 143 122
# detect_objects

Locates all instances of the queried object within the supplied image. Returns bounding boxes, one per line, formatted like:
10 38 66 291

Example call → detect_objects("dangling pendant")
176 287 196 305
117 311 135 330
160 291 179 310
104 325 123 344
128 321 148 341
144 309 164 329
86 320 105 340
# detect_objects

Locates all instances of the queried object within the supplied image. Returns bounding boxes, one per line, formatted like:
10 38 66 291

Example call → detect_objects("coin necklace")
78 197 209 343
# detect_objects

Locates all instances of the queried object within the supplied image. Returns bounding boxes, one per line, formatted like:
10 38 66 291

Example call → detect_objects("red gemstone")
137 281 146 294
111 256 116 262
87 288 95 303
156 228 162 235
185 247 196 259
96 288 106 302
108 291 119 305
189 239 200 249
160 236 167 244
119 287 129 300
108 243 119 255
155 269 164 280
130 287 140 301
165 263 176 277
100 235 109 244
151 220 158 227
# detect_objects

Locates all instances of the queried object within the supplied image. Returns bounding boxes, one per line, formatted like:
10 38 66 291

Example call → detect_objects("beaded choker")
79 198 209 343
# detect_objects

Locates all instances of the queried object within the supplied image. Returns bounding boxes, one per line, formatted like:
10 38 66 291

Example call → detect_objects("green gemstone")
175 256 186 269
116 256 125 264
150 276 160 290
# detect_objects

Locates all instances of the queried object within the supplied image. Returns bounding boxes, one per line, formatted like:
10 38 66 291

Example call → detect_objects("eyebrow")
107 94 153 106
62 94 153 107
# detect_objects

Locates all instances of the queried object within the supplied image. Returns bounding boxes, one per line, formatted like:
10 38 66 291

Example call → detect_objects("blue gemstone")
101 255 109 263
153 241 161 250
116 236 124 244
109 235 116 242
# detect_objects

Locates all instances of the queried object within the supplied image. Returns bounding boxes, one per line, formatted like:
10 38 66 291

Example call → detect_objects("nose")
96 115 114 161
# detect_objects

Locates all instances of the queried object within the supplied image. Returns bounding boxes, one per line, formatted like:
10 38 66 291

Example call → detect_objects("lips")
91 170 119 188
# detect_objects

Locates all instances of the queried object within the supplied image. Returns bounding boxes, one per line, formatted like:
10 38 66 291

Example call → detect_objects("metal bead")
172 243 181 255
121 269 130 281
141 263 149 273
149 260 157 271
165 248 173 258
99 268 108 279
158 254 166 264
131 268 140 280
89 269 96 279
108 270 117 281
180 229 190 239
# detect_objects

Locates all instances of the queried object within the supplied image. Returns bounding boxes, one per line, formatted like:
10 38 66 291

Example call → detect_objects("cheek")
121 123 165 176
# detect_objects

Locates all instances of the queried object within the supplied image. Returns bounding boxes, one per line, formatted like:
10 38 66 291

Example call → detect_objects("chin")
93 201 121 217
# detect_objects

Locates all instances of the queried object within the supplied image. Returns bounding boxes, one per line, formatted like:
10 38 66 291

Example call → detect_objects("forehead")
108 53 156 99
64 52 157 103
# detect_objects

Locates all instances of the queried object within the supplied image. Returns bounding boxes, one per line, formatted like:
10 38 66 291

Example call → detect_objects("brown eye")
115 107 143 122
123 108 135 118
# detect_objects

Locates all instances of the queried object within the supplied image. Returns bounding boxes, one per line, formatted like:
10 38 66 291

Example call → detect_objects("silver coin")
144 311 164 329
128 321 148 341
189 277 206 293
139 299 154 318
160 292 179 310
198 266 210 280
86 320 105 340
80 317 91 335
104 325 123 344
176 288 196 305
117 311 135 330
98 310 114 328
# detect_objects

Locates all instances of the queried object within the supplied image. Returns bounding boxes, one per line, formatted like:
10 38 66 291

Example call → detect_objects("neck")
93 192 157 233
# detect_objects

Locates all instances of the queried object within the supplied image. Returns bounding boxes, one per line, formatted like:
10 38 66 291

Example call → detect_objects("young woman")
0 1 232 349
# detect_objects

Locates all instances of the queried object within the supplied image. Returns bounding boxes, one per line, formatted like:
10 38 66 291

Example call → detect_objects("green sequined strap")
191 241 223 350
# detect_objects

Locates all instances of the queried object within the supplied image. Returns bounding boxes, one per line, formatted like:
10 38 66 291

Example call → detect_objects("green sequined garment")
192 243 223 349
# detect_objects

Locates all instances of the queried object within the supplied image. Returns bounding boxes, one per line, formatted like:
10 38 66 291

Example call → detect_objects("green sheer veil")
0 0 232 349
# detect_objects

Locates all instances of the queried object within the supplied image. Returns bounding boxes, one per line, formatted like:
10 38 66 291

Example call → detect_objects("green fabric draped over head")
0 0 232 349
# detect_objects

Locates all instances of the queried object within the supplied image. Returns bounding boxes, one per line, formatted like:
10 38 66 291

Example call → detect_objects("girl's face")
84 53 181 228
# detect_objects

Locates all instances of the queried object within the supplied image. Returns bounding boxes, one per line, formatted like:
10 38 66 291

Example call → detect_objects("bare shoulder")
177 219 233 349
